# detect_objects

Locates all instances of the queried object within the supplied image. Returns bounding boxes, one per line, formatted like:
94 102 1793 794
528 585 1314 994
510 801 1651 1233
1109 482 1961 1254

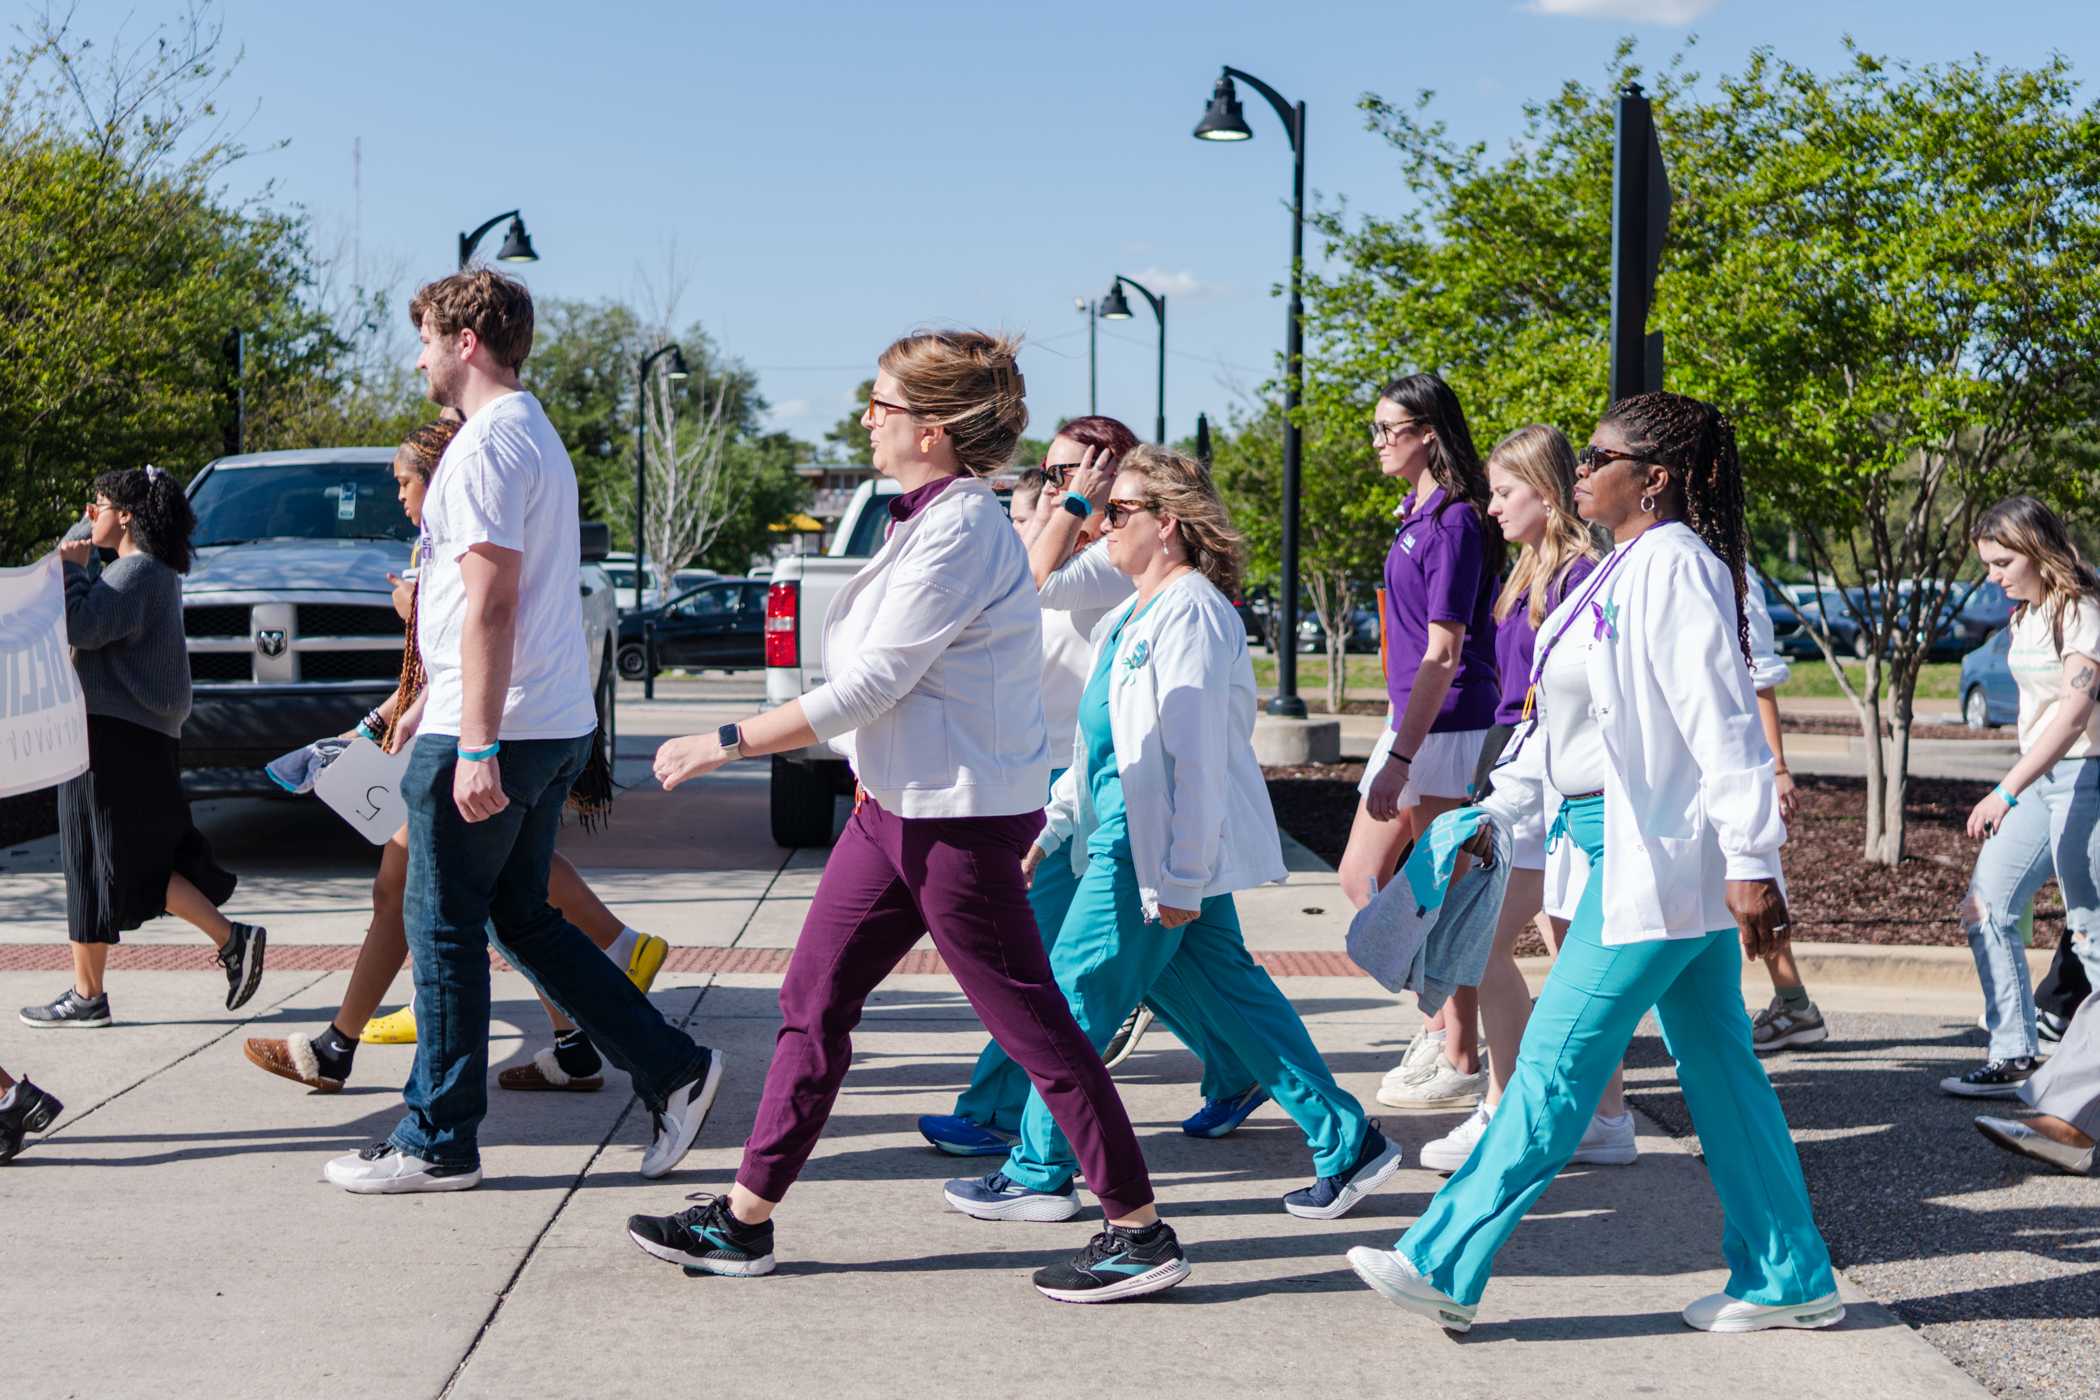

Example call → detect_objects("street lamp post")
1195 67 1307 719
633 341 692 615
1074 297 1098 414
1099 275 1167 444
457 210 540 270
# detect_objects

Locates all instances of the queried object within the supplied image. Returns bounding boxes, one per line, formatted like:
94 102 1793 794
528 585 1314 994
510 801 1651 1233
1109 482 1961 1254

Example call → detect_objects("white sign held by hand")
314 735 416 844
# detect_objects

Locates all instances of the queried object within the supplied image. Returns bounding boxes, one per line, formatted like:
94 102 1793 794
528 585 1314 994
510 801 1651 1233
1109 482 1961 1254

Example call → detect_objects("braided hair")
374 420 461 749
1598 391 1751 662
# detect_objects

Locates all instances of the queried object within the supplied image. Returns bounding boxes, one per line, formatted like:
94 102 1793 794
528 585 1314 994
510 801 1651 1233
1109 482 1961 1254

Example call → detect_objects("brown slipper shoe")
498 1048 603 1093
244 1035 343 1093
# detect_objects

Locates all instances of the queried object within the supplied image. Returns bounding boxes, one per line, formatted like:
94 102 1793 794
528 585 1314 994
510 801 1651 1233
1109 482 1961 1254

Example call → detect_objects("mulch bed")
1263 766 2061 950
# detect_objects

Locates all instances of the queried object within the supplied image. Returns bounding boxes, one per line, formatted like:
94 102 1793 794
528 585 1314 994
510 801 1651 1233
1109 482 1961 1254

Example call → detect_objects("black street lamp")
1099 275 1166 445
633 342 692 626
1195 67 1308 719
457 210 539 269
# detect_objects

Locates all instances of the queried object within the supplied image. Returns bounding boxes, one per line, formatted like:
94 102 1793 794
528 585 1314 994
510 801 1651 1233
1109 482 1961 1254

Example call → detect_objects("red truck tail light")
765 580 800 667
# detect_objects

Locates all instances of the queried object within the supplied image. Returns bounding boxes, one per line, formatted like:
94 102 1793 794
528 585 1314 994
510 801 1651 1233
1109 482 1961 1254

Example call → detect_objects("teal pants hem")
1399 798 1836 1309
999 853 1367 1190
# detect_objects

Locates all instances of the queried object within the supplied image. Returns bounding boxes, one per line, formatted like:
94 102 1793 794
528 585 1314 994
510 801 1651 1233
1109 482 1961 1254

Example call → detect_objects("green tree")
1307 43 2100 863
701 431 814 573
825 380 874 464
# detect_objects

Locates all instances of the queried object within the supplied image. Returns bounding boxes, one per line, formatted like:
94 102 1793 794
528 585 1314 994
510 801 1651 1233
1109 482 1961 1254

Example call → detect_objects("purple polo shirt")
888 472 964 528
1493 555 1596 725
1382 485 1501 733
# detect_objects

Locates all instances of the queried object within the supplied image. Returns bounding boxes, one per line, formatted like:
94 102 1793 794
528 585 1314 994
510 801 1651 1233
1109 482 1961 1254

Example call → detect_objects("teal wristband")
1061 493 1093 519
1993 783 2018 809
458 741 501 762
354 721 381 742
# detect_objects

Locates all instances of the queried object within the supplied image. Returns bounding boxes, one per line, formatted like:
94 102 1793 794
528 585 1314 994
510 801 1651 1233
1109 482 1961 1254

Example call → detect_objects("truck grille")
184 605 249 637
298 604 403 638
300 651 402 683
190 653 251 682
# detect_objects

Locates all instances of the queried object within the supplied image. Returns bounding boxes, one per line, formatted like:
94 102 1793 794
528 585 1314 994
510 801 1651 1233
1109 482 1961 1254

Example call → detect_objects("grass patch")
1777 660 1961 701
1251 653 1387 699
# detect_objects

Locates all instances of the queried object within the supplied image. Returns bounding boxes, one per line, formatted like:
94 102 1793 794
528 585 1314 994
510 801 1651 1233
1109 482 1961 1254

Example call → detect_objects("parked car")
175 448 618 795
1296 604 1381 654
602 552 665 613
616 577 769 679
672 568 719 595
1960 623 2019 729
1945 579 2013 654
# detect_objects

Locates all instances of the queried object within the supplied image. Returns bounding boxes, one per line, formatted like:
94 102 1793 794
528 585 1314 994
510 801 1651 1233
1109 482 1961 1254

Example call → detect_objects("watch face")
718 723 741 750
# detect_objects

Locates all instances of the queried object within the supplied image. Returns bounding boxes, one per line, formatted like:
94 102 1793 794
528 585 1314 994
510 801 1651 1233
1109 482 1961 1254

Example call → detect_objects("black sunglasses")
1575 445 1645 472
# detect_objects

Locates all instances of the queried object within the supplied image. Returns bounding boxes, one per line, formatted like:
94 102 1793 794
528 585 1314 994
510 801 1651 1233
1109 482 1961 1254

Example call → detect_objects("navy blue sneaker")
1180 1084 1270 1138
943 1171 1081 1222
1283 1124 1403 1219
918 1113 1017 1157
1033 1220 1190 1302
626 1193 775 1277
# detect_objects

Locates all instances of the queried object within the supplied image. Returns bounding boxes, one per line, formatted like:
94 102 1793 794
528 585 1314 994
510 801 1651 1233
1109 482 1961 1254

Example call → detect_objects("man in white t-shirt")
323 268 721 1196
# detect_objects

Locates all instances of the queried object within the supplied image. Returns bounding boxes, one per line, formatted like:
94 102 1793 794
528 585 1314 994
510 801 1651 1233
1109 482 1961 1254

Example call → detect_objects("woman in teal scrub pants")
1346 392 1843 1335
942 446 1400 1224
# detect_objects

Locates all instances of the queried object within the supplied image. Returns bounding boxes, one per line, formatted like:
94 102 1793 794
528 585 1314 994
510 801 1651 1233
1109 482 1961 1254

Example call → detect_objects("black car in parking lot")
616 577 769 679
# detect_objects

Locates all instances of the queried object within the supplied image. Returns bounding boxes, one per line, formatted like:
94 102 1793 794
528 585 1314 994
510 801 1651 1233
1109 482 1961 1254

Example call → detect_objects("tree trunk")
1327 627 1347 716
1854 653 1897 863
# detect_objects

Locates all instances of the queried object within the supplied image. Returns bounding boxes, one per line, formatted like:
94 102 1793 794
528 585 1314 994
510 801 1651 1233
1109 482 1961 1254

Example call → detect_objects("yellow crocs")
362 1004 417 1044
625 933 669 993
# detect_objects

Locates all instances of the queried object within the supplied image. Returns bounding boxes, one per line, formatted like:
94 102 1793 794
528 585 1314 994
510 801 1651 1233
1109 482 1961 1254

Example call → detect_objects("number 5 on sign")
315 736 416 843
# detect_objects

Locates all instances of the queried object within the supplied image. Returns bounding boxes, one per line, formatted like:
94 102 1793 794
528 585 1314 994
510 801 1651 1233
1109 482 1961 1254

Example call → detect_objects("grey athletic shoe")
1751 997 1829 1054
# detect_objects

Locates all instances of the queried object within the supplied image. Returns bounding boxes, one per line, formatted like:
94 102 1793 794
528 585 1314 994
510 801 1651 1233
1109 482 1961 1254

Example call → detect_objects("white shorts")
1358 726 1490 808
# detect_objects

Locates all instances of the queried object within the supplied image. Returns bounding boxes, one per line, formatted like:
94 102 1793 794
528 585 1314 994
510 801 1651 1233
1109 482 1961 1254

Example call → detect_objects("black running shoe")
1939 1057 2039 1098
1032 1220 1189 1303
19 987 111 1029
0 1078 64 1163
2038 1011 2069 1046
627 1193 775 1277
219 923 267 1010
1102 1003 1155 1069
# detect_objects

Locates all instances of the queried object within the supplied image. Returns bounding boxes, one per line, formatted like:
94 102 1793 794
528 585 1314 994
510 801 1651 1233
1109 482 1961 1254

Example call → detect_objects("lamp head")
1099 282 1134 320
1193 75 1252 141
667 345 691 381
495 215 538 263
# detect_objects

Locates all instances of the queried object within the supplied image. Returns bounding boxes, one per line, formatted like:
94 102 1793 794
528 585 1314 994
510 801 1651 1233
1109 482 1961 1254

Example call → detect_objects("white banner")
0 552 90 798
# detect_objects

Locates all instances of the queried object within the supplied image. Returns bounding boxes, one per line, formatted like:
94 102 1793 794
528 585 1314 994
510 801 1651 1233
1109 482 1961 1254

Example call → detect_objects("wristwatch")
1061 493 1093 519
717 723 744 761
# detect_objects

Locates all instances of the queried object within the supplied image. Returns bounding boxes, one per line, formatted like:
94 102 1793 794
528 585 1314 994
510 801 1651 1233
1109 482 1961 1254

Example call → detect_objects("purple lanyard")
1518 535 1642 724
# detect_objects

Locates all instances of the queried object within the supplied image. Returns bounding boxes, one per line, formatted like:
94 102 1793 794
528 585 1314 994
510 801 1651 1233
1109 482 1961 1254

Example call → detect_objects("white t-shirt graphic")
415 391 597 740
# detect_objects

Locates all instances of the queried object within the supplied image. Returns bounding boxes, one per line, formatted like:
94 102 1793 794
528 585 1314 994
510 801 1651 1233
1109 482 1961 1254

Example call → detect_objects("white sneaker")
1381 1028 1447 1091
640 1048 724 1180
1418 1103 1493 1174
1569 1110 1639 1166
1345 1247 1476 1332
324 1142 481 1194
1682 1290 1845 1333
1376 1055 1486 1110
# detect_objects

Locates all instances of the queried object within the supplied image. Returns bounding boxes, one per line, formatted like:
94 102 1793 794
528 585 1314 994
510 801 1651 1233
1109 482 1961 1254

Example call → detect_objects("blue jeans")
1965 758 2100 1061
389 734 709 1169
1401 796 1835 1308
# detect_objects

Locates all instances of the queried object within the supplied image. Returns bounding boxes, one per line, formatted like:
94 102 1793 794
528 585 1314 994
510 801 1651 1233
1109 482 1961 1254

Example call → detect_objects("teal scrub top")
1079 597 1156 860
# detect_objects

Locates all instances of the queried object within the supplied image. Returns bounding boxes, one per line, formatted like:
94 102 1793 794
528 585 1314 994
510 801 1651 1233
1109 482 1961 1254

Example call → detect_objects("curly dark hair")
1378 372 1506 581
92 467 195 575
1599 391 1750 662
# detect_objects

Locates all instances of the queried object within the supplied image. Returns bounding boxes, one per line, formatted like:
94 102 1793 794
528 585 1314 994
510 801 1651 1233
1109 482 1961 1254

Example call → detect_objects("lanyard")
1517 533 1645 726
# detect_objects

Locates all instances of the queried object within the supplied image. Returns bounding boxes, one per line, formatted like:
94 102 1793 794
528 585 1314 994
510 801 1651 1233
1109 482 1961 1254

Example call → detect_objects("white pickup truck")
761 476 1012 846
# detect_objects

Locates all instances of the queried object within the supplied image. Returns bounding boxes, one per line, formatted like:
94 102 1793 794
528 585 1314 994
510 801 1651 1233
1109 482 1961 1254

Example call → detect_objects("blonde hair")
1972 495 2100 655
1488 424 1602 627
1117 445 1244 599
878 329 1029 476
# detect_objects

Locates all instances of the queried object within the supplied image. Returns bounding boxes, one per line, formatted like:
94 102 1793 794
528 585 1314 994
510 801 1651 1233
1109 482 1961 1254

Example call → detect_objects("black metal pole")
634 358 648 627
1088 300 1098 415
1609 83 1670 402
223 329 244 456
1271 97 1308 718
1155 295 1168 445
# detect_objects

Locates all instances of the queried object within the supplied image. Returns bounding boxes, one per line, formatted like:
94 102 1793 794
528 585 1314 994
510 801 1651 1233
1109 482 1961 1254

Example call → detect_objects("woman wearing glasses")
629 334 1188 1302
919 418 1257 1158
944 446 1398 1227
1347 392 1839 1336
1351 373 1505 1113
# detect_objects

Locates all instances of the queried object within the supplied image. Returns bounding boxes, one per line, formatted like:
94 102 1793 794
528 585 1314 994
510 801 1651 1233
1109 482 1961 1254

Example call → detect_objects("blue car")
1960 624 2019 729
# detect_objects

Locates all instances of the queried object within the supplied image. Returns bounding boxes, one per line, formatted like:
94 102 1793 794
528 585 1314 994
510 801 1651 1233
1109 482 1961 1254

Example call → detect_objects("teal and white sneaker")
1682 1290 1845 1333
626 1193 776 1277
1346 1246 1477 1332
1032 1221 1189 1302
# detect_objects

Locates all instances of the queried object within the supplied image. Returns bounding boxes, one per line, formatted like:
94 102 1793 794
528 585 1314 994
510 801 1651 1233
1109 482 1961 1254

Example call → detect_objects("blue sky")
50 0 2100 449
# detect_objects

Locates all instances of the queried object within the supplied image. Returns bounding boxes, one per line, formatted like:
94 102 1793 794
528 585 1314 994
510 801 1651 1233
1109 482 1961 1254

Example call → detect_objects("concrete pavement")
0 681 2010 1398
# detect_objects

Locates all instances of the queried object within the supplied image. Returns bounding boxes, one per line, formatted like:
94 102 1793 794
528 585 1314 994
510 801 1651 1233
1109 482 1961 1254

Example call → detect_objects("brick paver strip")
0 943 1369 977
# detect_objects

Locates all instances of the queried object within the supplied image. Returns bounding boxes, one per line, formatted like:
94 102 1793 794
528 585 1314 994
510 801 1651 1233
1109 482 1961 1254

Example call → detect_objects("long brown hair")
1487 425 1601 627
1118 445 1244 599
1972 495 2100 655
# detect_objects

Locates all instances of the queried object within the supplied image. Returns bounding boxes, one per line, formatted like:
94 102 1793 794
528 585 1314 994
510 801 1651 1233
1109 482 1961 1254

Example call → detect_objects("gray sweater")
62 536 191 737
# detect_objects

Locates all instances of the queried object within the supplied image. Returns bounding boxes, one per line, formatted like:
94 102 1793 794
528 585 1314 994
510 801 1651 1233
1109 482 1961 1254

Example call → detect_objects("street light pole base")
1264 694 1309 721
1252 714 1340 765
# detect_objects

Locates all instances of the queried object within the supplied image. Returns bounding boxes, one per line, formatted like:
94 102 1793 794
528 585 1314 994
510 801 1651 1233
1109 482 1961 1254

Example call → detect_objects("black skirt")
58 714 237 943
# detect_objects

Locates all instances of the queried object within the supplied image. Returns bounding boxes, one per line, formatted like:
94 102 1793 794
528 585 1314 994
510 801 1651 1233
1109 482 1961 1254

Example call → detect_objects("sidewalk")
0 685 1996 1398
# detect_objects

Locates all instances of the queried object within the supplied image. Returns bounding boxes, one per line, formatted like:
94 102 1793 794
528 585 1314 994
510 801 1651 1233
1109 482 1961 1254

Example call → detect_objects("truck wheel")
617 644 651 681
770 755 839 847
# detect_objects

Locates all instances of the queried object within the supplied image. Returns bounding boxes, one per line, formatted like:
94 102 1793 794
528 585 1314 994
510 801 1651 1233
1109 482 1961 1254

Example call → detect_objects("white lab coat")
1480 523 1785 944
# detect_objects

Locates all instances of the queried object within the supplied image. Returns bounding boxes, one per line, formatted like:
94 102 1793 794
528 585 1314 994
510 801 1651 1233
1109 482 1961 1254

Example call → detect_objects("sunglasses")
1103 497 1155 528
866 396 916 425
1575 444 1644 472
